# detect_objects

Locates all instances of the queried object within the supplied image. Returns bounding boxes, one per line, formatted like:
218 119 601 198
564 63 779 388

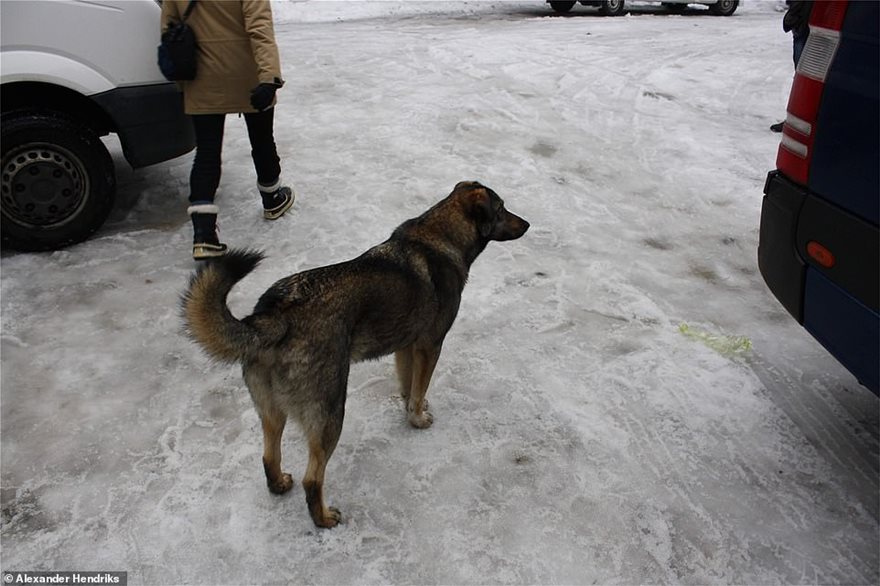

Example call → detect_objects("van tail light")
776 0 848 186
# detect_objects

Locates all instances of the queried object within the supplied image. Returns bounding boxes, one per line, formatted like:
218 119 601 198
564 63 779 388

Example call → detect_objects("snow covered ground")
2 1 877 584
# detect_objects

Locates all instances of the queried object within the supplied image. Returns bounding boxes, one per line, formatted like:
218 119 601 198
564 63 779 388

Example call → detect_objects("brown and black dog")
181 181 529 528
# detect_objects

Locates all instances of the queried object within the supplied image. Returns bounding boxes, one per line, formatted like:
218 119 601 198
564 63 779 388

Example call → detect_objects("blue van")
758 0 879 394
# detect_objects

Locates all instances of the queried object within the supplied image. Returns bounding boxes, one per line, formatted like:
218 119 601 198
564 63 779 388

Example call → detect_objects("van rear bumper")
758 171 807 321
758 170 879 394
92 82 194 168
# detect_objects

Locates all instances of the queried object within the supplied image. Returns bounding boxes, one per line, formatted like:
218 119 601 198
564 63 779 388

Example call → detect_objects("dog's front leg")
407 345 440 429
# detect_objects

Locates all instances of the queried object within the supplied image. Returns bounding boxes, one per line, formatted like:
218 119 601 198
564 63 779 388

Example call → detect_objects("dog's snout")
492 209 529 241
511 215 529 239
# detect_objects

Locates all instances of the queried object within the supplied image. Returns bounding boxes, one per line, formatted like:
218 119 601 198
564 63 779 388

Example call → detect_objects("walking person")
161 0 294 259
771 0 813 132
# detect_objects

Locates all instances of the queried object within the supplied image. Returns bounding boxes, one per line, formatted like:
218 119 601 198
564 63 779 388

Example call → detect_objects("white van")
0 0 194 251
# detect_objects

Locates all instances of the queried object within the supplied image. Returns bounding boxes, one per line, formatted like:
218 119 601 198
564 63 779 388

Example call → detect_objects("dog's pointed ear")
470 186 497 238
451 181 498 237
478 200 494 238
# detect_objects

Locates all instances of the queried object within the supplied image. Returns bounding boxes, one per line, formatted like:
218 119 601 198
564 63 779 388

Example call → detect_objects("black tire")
599 0 626 16
1 109 116 251
708 0 737 16
549 1 576 13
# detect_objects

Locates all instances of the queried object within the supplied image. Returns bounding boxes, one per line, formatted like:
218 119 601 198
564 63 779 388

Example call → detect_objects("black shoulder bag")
158 0 198 81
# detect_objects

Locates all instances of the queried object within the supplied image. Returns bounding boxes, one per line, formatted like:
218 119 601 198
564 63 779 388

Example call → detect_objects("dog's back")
183 235 462 367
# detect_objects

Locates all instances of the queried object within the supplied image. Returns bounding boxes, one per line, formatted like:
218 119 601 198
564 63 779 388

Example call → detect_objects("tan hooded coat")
160 0 283 115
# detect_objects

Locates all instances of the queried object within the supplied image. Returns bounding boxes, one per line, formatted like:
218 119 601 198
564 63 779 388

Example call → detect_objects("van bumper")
92 82 194 168
758 170 879 394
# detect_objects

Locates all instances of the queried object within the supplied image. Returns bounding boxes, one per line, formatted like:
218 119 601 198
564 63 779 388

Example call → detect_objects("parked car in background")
758 0 879 394
0 0 194 252
547 0 738 16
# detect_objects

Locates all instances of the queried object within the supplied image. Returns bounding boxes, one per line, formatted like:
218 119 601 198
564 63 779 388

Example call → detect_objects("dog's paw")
408 410 434 429
268 473 294 495
315 507 342 529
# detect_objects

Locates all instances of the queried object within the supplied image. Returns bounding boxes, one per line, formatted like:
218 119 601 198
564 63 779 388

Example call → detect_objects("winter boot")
188 204 227 260
259 179 295 220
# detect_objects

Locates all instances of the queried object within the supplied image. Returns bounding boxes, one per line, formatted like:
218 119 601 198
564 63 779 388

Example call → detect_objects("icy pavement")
1 2 877 584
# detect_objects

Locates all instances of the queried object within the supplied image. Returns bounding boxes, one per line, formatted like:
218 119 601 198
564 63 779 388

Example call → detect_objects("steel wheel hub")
1 143 89 227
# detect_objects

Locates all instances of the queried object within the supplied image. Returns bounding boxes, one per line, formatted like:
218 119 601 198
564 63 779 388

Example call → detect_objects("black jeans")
189 108 281 204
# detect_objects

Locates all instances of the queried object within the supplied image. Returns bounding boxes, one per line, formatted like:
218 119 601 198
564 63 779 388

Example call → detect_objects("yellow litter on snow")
678 323 752 356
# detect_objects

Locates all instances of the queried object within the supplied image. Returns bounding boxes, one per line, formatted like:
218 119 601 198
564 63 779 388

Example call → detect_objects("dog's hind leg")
260 406 294 494
302 406 344 528
406 345 440 429
395 347 414 403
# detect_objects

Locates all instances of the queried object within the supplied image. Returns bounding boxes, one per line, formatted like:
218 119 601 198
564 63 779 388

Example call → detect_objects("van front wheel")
1 109 116 251
600 0 626 16
709 0 738 16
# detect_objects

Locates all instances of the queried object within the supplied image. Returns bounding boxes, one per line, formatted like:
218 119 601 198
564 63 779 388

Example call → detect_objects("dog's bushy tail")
181 249 265 363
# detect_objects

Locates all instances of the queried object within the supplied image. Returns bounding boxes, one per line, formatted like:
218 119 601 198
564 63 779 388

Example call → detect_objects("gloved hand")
250 82 279 111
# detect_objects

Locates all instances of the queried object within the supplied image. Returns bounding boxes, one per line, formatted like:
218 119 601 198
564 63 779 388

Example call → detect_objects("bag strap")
181 0 197 21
